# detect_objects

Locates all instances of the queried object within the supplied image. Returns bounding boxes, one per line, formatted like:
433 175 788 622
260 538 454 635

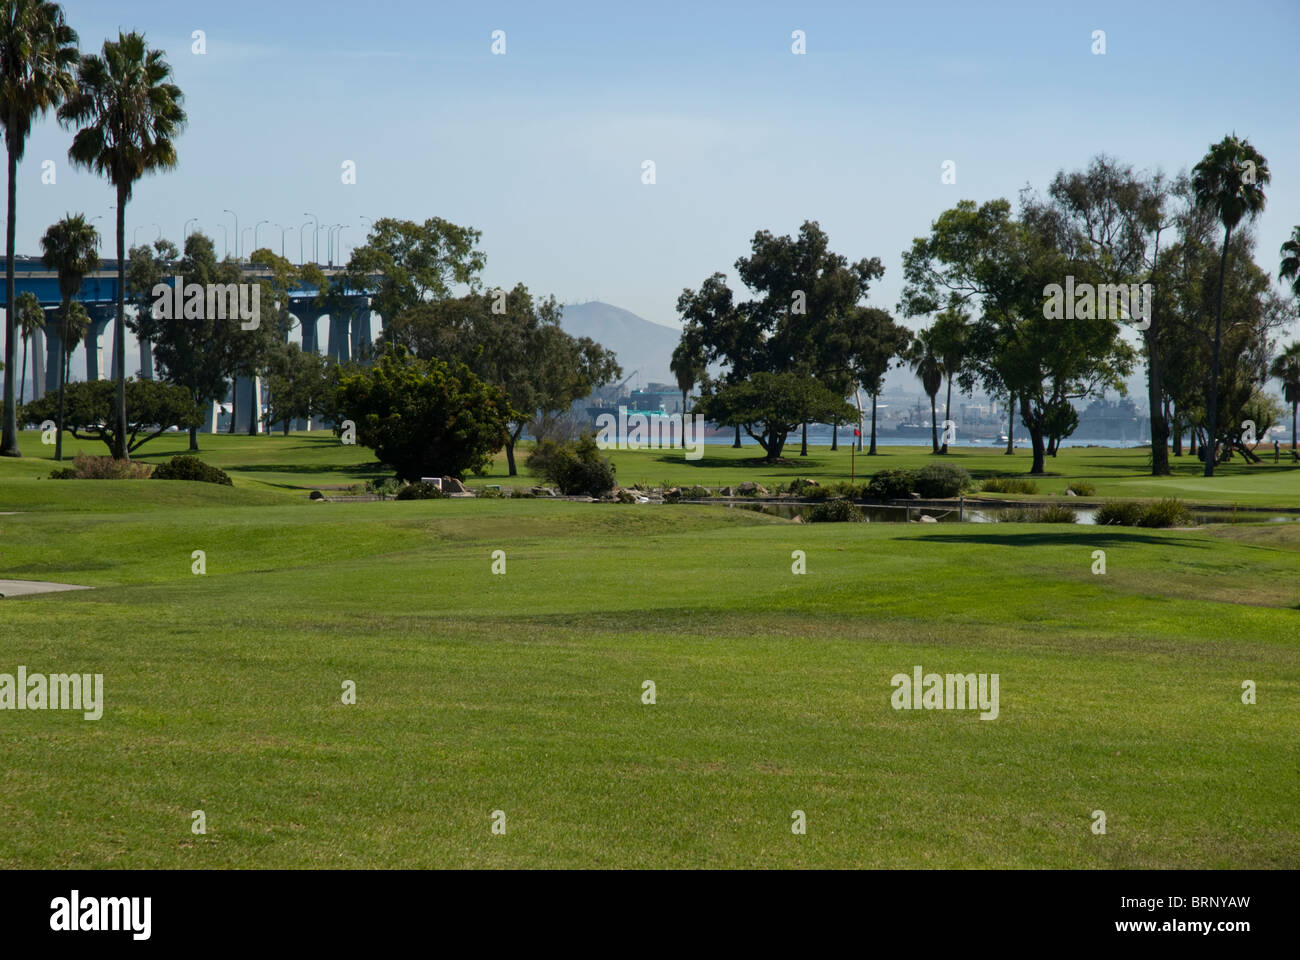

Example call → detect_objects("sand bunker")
0 580 93 598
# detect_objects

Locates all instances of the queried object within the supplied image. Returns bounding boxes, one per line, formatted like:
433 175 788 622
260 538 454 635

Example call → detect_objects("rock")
615 488 637 503
442 476 469 494
791 514 805 523
919 514 938 523
719 486 735 497
738 481 768 495
531 486 558 497
794 477 819 487
1066 489 1078 496
309 490 325 500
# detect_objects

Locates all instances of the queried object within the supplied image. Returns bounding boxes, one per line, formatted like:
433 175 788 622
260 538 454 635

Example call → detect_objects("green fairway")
1 466 1297 868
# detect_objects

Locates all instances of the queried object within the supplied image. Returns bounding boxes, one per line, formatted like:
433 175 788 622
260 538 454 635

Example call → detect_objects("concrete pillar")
327 311 351 363
350 302 372 358
139 337 153 379
202 399 219 434
84 303 115 382
234 375 263 434
291 303 326 356
29 323 46 401
43 324 65 395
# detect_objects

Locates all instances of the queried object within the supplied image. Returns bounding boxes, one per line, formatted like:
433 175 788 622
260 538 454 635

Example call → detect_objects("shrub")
866 469 917 500
995 504 1076 523
916 463 970 498
664 484 712 502
395 481 444 500
476 486 505 498
1094 500 1144 526
1066 481 1096 496
527 434 617 497
366 477 404 498
805 499 865 523
828 481 865 500
48 453 154 480
982 476 1038 495
151 455 232 485
1138 499 1192 528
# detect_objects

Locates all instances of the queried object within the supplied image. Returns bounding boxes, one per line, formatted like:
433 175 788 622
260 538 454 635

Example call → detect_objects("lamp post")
90 215 103 251
253 219 268 254
183 217 197 243
223 209 239 259
336 225 349 265
303 212 319 263
241 227 252 260
275 224 294 260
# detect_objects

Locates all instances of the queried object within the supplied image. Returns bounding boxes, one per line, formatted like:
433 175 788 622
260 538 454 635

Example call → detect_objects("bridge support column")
202 399 220 434
29 323 45 402
84 304 115 382
327 311 351 363
350 302 372 358
233 375 263 434
43 324 65 396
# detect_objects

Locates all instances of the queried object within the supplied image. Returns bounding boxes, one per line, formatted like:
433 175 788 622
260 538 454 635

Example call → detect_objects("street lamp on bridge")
253 219 268 254
303 212 319 264
224 209 239 260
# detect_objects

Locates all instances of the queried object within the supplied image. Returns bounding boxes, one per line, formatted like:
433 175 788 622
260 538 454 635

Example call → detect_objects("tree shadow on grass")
905 530 1209 549
644 453 829 470
228 461 388 476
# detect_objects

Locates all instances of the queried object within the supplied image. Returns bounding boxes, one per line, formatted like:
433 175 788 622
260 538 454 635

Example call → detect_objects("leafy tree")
0 0 79 456
929 307 969 454
383 285 620 475
344 217 485 330
845 305 910 455
40 213 100 461
22 377 200 454
59 30 186 459
670 336 706 418
1270 342 1300 459
335 348 513 482
693 371 854 462
125 237 178 376
15 290 42 404
1279 226 1300 302
262 340 333 435
1190 134 1270 476
146 232 239 451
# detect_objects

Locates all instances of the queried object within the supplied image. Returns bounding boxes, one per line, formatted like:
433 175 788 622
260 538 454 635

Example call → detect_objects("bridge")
7 256 375 431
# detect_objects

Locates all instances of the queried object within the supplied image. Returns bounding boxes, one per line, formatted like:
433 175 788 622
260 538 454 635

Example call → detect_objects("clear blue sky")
21 0 1300 344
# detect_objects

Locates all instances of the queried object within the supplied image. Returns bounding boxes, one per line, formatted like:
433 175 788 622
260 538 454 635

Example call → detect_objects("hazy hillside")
557 301 681 387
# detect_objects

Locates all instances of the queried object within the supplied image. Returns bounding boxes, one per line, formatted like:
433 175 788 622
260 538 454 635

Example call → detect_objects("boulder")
309 490 325 501
718 486 735 497
738 481 768 495
1065 489 1078 496
615 488 637 503
531 486 559 497
442 476 469 494
919 514 938 523
793 477 819 487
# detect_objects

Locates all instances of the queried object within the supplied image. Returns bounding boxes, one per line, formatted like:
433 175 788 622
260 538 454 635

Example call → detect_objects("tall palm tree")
931 306 968 454
0 0 79 456
15 289 42 403
906 326 945 454
669 339 704 419
1190 134 1270 477
1270 342 1300 460
58 31 185 460
40 213 98 461
1280 225 1300 299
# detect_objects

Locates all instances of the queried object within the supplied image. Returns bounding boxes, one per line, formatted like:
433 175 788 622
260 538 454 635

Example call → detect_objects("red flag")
853 428 861 437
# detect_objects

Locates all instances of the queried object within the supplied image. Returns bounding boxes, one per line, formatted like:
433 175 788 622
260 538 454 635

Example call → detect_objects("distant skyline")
15 0 1300 372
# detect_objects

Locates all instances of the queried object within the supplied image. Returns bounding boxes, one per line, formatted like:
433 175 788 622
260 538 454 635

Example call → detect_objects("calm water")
722 502 1297 525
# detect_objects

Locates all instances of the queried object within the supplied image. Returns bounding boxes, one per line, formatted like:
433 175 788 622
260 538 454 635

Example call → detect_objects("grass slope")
1 489 1296 868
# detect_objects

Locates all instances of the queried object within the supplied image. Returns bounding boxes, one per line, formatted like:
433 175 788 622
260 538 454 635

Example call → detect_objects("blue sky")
20 0 1300 343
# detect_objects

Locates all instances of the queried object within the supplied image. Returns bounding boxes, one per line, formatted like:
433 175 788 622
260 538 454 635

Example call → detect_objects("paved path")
0 580 93 598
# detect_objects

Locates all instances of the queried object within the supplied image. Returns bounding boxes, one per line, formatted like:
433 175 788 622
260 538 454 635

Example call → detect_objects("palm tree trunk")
56 297 70 461
20 335 28 407
113 184 128 460
1292 400 1297 458
869 393 878 455
2 134 20 457
800 420 808 457
831 421 837 451
732 423 741 448
929 394 939 453
942 375 953 453
1005 394 1015 454
1204 226 1231 477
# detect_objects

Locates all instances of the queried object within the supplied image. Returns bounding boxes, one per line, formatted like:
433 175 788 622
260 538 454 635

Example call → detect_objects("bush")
1094 500 1144 526
527 434 617 497
865 469 917 500
982 476 1038 495
151 455 232 485
805 499 865 523
366 477 404 498
1138 499 1192 528
664 484 712 502
395 481 444 500
47 453 154 480
996 504 1077 523
476 486 505 498
916 463 970 498
1066 481 1096 496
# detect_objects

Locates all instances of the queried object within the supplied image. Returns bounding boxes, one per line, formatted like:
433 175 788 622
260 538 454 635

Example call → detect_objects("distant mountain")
557 301 680 388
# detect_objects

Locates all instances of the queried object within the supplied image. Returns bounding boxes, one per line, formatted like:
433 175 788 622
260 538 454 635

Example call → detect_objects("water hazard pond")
715 501 1300 525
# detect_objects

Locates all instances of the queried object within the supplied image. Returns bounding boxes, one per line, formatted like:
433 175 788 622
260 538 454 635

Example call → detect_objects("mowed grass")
7 427 1300 508
0 480 1297 868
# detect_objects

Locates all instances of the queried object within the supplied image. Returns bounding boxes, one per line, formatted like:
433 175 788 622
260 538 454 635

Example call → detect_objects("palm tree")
931 306 968 454
906 326 945 454
0 0 79 456
58 31 185 460
670 339 704 419
1270 342 1300 460
15 289 42 403
40 213 98 461
1280 225 1300 299
1190 134 1270 477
